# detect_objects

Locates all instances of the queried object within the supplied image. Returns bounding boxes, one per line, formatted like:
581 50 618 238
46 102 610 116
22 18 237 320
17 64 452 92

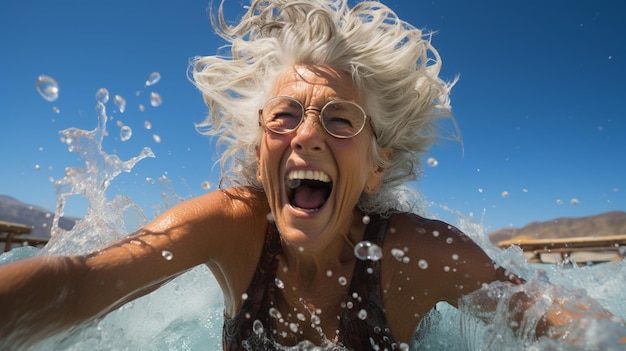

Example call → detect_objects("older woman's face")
257 65 383 249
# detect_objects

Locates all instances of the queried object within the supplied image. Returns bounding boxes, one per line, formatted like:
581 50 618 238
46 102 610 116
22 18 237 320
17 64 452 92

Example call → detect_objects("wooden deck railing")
0 220 49 252
497 234 626 264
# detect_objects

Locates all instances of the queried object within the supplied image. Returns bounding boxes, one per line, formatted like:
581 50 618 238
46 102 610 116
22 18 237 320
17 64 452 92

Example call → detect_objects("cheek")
258 136 287 181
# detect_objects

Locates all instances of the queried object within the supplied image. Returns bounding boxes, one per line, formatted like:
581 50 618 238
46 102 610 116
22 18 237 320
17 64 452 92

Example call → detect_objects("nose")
290 110 326 153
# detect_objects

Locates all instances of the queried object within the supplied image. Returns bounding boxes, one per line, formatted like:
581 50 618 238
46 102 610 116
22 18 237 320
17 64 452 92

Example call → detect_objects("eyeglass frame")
258 95 377 139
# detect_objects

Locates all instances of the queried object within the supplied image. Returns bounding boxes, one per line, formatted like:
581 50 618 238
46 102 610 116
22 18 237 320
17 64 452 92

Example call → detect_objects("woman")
0 0 618 350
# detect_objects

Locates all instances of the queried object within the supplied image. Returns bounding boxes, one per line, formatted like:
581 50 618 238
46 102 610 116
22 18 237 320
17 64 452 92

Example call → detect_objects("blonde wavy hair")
191 0 458 215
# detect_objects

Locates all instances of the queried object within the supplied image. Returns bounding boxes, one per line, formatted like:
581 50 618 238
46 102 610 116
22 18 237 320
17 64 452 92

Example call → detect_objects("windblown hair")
191 0 458 215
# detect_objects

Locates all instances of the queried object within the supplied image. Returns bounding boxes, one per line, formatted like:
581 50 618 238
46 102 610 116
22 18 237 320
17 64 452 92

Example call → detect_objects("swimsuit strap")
337 214 400 350
222 223 281 351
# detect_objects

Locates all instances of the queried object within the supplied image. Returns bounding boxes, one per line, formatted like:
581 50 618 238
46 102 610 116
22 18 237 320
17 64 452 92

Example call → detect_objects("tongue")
293 185 328 210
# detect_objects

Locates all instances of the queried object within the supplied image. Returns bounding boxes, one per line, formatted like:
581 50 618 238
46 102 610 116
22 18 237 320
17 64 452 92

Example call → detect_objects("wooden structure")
0 220 49 252
497 234 626 264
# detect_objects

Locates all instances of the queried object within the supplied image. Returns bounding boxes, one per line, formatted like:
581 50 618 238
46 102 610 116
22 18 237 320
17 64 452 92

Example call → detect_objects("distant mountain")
488 211 626 245
0 195 79 239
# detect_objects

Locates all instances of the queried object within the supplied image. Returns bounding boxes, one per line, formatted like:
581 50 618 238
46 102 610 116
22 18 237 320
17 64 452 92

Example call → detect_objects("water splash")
354 241 383 261
40 98 155 255
427 157 438 167
149 92 162 107
145 72 161 87
120 125 132 141
36 75 59 102
114 94 126 113
5 76 626 350
95 88 109 104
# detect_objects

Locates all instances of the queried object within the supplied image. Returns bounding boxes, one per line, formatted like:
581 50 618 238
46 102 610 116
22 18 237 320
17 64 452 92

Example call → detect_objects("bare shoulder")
383 212 499 286
144 186 269 232
380 212 510 343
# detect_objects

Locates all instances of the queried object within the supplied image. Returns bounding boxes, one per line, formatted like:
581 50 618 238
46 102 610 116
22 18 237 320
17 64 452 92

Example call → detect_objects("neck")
279 210 367 286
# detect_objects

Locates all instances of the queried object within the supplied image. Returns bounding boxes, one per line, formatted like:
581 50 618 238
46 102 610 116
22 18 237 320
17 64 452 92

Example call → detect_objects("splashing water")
150 92 162 107
36 75 59 102
95 87 109 104
145 71 161 87
354 241 383 261
2 79 626 350
120 125 132 141
114 94 127 113
39 98 155 256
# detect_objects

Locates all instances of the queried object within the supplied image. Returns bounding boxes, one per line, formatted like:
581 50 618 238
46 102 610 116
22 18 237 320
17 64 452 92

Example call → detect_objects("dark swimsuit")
222 215 400 350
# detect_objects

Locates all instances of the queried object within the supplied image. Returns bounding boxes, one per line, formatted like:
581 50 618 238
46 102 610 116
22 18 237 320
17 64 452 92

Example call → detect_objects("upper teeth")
287 170 331 183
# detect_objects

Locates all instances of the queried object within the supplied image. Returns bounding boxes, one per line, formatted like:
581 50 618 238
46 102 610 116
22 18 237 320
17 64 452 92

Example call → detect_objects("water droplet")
146 177 155 184
161 250 173 260
338 276 347 286
266 213 275 222
52 106 60 114
144 120 152 130
427 157 438 167
269 307 282 319
201 181 211 190
296 313 306 321
241 293 248 300
362 215 370 224
34 164 41 170
501 191 510 198
358 309 368 320
452 253 459 261
145 72 161 86
275 278 285 289
311 314 321 325
152 134 161 143
570 198 579 205
95 88 109 104
252 320 264 335
36 75 59 102
556 199 563 205
120 125 132 141
326 269 333 277
391 248 405 261
114 95 126 113
289 323 298 332
138 104 145 112
418 259 429 269
354 241 383 261
150 92 162 107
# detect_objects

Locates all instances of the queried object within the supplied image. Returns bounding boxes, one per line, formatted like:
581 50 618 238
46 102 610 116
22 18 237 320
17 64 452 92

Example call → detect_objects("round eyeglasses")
259 96 371 139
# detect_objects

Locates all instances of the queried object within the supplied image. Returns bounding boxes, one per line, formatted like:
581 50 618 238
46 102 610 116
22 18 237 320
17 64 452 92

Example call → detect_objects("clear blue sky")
1 0 624 232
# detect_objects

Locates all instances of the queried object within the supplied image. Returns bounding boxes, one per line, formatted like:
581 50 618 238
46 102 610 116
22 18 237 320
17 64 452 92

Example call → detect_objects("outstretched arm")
0 187 265 348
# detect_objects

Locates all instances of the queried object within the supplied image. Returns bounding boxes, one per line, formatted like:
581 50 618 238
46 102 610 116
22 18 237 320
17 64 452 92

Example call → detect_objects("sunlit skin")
0 64 621 349
257 66 382 262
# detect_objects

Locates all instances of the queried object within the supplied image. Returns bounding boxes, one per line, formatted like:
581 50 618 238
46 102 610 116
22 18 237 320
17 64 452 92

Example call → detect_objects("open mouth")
286 170 332 212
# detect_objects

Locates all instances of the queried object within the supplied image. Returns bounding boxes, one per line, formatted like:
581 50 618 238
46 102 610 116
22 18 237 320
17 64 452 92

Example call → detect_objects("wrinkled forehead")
269 65 363 104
